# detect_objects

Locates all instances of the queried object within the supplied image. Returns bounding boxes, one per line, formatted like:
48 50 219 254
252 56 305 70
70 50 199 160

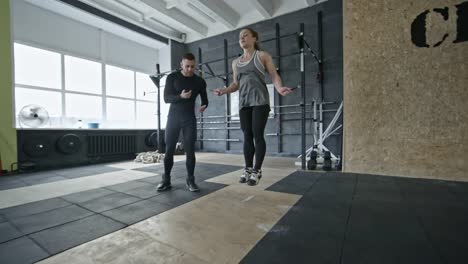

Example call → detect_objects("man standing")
157 53 208 192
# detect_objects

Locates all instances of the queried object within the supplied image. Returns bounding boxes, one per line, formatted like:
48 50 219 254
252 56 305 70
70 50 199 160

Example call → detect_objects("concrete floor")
0 153 299 263
1 153 467 264
40 154 299 264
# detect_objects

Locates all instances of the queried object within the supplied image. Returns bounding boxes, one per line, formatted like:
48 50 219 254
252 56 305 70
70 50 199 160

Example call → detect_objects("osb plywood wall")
343 0 468 180
0 0 17 169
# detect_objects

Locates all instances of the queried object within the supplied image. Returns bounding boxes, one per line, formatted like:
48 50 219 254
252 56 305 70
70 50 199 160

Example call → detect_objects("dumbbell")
307 150 318 170
323 151 332 171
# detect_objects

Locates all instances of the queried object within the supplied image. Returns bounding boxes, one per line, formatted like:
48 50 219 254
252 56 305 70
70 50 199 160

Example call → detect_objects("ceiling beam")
165 0 185 9
26 0 173 47
306 0 328 6
190 0 239 29
186 3 216 23
165 0 216 24
251 0 274 19
79 0 181 41
136 0 208 36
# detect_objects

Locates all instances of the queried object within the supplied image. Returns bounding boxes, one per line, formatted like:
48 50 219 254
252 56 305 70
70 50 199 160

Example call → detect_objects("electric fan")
18 104 50 128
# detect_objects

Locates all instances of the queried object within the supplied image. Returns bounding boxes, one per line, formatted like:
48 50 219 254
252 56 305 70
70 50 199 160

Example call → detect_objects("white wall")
11 0 166 74
103 32 159 73
158 43 172 73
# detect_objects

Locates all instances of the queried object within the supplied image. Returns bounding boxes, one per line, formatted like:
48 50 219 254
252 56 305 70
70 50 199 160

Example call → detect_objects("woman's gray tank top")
235 50 270 109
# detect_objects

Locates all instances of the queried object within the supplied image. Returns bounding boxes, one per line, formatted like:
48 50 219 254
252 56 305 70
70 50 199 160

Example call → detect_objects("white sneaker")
247 169 262 186
239 168 252 183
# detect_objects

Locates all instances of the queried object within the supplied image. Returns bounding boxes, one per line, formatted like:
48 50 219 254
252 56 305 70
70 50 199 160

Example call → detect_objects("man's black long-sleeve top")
164 71 208 120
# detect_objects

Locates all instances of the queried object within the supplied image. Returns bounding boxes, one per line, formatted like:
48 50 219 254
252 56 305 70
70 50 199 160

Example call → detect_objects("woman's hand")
213 89 224 96
277 86 294 96
199 105 207 113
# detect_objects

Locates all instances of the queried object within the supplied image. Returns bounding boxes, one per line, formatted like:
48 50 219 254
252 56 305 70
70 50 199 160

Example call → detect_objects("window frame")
13 42 161 129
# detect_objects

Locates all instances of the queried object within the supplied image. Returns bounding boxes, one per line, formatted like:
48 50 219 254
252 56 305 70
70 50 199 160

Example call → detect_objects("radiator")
87 135 136 156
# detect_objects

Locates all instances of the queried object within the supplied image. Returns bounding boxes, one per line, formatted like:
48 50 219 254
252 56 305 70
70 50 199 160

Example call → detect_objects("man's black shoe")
186 180 200 192
156 181 172 192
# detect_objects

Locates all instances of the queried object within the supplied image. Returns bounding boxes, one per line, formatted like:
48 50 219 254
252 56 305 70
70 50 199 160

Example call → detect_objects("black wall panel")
17 129 162 171
169 0 343 157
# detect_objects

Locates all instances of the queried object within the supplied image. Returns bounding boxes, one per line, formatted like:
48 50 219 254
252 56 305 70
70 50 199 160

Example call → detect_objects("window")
14 43 61 89
107 98 135 121
267 84 275 117
65 55 102 94
106 65 134 98
136 101 157 129
15 87 62 118
136 72 156 101
159 84 170 129
230 93 239 120
135 72 159 129
13 43 163 129
65 94 102 119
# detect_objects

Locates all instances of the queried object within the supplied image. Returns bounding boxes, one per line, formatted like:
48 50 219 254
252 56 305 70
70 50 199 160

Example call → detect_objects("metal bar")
203 63 216 77
155 64 162 152
300 23 306 170
198 47 204 150
272 101 335 108
276 23 282 153
204 63 224 81
151 68 179 77
261 32 297 43
339 104 344 170
266 133 340 137
273 103 310 108
271 51 301 59
272 102 335 109
224 39 231 151
196 114 238 119
198 57 225 65
324 125 342 140
275 110 338 115
196 53 238 81
282 117 317 122
196 68 227 83
197 117 330 124
302 39 321 65
313 99 317 146
159 65 223 82
321 101 343 142
199 52 241 65
196 139 240 142
317 11 324 100
322 101 343 138
267 133 313 136
197 121 240 124
204 72 232 80
197 127 241 130
275 111 311 116
319 103 324 152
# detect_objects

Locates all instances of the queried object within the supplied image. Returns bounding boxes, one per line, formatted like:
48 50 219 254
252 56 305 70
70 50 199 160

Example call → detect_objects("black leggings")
239 105 270 171
163 117 196 182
